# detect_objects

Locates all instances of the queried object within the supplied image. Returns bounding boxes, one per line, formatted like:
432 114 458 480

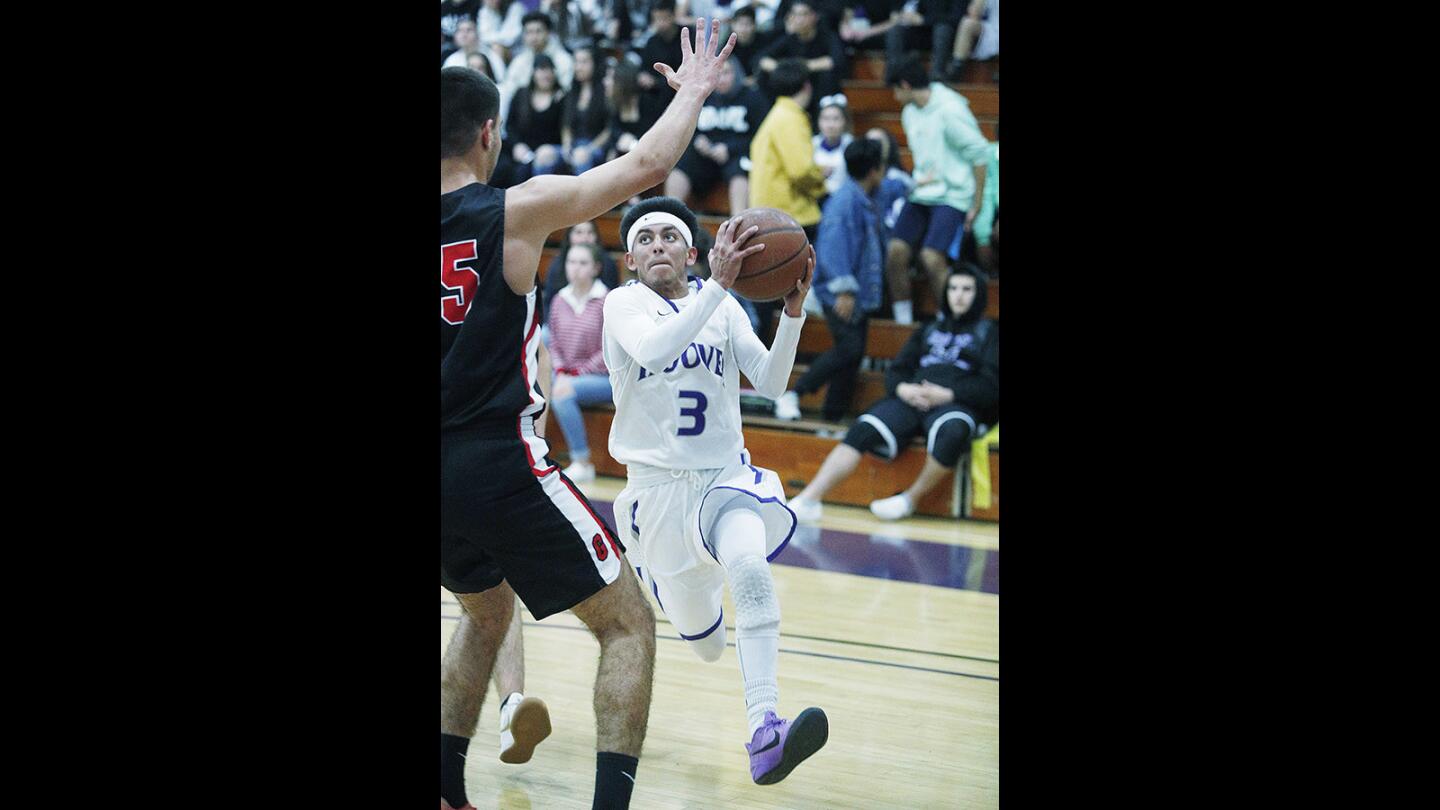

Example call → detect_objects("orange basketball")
726 208 811 302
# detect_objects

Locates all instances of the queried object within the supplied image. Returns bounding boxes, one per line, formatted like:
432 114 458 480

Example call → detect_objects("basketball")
726 208 811 302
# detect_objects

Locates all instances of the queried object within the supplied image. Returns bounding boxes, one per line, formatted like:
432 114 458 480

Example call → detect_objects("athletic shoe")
441 800 475 810
564 461 595 483
746 708 829 785
869 493 915 521
774 391 802 421
789 496 822 525
499 694 552 764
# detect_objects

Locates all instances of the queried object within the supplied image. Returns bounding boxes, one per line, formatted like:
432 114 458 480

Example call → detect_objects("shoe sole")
500 697 552 764
755 707 829 785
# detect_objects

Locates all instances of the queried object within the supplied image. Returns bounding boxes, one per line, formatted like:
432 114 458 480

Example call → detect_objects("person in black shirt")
786 263 998 523
663 54 770 215
725 5 776 84
439 20 738 808
604 58 664 163
505 54 567 182
755 0 846 118
633 0 685 107
561 47 612 174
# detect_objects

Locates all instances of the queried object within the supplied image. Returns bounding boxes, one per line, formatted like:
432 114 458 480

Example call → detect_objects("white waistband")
626 462 718 489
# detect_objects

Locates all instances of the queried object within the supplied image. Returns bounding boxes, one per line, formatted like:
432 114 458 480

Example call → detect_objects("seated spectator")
664 56 770 215
599 0 650 48
677 0 736 29
442 0 481 63
775 139 886 422
733 0 781 30
632 0 684 107
883 52 988 324
774 0 844 31
838 2 904 51
812 93 854 197
546 243 614 484
504 54 567 183
501 11 576 116
755 0 846 119
476 0 525 79
788 263 998 521
442 18 484 71
885 1 959 83
561 47 612 174
543 220 622 309
541 0 607 53
723 5 777 83
748 57 827 337
946 0 999 80
604 58 664 163
865 126 914 236
465 50 498 83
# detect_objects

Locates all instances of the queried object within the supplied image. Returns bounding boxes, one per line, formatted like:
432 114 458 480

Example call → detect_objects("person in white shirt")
602 195 830 786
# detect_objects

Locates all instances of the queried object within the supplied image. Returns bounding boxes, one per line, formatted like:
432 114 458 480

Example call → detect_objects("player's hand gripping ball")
724 208 812 302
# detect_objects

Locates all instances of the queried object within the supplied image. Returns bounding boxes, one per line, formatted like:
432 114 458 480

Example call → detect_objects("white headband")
626 212 694 253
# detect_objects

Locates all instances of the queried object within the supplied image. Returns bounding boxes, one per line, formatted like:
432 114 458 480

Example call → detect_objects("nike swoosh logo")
622 772 635 784
754 731 781 754
657 310 670 316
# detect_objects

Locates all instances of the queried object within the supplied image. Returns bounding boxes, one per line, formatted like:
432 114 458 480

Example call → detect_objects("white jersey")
603 276 806 470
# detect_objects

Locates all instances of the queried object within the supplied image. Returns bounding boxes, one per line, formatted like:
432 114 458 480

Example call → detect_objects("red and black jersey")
440 182 545 434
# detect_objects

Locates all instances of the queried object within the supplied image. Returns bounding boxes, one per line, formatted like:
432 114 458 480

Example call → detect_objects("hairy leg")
444 582 517 737
919 248 950 303
569 561 656 757
491 596 525 700
796 443 862 503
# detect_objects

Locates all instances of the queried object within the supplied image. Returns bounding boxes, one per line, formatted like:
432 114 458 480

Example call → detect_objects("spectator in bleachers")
543 220 622 309
788 263 998 522
442 0 482 63
633 0 684 107
838 2 904 51
466 51 499 85
443 18 485 72
504 54 568 182
476 0 526 78
882 53 988 324
775 139 887 422
664 56 770 215
501 11 576 116
812 93 853 197
885 1 959 83
946 0 999 80
732 0 781 31
865 126 914 236
774 0 844 31
546 242 615 484
755 0 846 120
677 0 734 29
600 0 649 49
561 47 612 174
604 58 664 163
749 57 827 337
541 0 607 53
723 5 777 84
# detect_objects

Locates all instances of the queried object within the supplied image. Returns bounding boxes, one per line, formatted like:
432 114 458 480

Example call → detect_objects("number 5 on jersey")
441 240 478 324
678 390 707 436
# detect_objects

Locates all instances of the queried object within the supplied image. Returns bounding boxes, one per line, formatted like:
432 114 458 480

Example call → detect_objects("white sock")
892 300 913 324
714 508 779 735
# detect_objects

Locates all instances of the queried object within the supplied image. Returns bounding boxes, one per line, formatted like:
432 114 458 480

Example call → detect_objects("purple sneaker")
745 707 829 785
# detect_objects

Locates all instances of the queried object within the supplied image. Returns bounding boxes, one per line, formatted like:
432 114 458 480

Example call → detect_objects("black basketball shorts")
441 430 625 619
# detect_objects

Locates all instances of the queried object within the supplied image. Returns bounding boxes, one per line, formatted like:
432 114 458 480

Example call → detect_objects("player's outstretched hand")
707 218 764 290
782 245 815 317
654 17 738 97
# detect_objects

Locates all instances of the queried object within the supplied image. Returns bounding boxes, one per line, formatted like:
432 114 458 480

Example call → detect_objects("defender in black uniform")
440 20 738 810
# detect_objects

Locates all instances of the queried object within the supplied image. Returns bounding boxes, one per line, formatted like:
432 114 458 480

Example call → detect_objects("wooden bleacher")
534 49 1000 521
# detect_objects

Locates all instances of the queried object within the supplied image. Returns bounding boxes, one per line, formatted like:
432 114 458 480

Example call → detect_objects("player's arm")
731 247 814 400
501 20 737 291
604 282 730 373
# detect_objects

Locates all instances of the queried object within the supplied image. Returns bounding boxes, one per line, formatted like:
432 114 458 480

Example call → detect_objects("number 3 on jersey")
678 390 707 436
441 240 479 324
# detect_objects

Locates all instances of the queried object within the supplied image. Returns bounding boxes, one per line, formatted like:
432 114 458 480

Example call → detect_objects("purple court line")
589 500 999 595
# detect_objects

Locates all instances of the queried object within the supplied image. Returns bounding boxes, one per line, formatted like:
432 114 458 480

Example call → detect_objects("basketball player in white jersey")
602 196 829 785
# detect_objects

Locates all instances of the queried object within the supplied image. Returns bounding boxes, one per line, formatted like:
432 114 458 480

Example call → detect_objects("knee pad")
726 555 780 631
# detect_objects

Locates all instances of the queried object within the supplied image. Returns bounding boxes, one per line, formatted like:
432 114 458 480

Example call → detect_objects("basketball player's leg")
441 582 515 810
489 596 553 764
712 502 828 784
569 561 655 755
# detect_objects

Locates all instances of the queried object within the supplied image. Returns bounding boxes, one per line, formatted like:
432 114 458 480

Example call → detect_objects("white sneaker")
564 460 595 483
789 496 822 525
775 391 802 420
869 493 915 521
499 692 552 764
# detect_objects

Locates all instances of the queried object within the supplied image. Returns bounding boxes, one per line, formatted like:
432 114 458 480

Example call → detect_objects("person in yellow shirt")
748 58 826 240
747 58 826 335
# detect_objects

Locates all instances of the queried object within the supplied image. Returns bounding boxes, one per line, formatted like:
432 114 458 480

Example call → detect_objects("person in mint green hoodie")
881 53 989 324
